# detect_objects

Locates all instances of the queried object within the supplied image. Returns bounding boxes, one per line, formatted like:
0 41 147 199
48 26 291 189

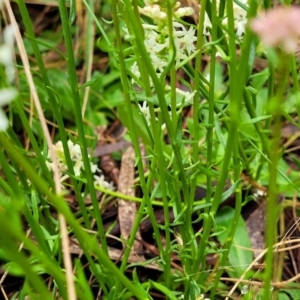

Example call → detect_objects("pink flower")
250 6 300 53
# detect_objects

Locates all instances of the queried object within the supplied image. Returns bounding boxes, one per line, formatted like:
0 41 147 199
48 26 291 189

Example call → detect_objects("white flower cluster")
130 1 197 121
202 0 248 39
46 140 114 191
0 24 17 131
131 1 197 77
138 86 195 126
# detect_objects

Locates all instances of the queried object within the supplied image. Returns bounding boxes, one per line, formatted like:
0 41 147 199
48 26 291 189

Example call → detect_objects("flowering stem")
207 0 217 210
243 90 270 157
122 0 188 189
267 62 275 109
289 56 300 127
111 1 169 294
166 2 177 131
205 0 239 291
264 53 290 299
122 0 197 278
206 0 257 296
186 0 208 269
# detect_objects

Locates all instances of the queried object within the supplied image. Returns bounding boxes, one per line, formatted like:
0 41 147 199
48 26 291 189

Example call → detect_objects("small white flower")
51 141 64 161
122 27 131 40
144 31 168 54
0 45 13 67
0 88 16 104
130 61 140 76
138 6 151 17
252 189 266 199
150 54 168 72
232 0 248 38
73 159 84 176
175 49 187 67
203 13 212 36
151 5 163 19
236 18 247 38
67 140 82 160
94 175 114 191
130 62 141 83
0 25 16 82
201 0 248 40
176 88 196 104
176 26 198 55
173 21 185 30
138 101 151 125
0 88 17 131
3 25 16 48
139 4 167 21
174 7 194 17
90 162 99 173
46 139 99 182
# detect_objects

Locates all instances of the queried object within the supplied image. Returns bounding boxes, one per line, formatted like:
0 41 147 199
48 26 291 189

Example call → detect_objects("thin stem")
190 0 207 208
243 89 270 157
81 0 94 117
209 0 257 296
111 1 164 295
206 0 217 208
57 0 107 253
264 53 290 299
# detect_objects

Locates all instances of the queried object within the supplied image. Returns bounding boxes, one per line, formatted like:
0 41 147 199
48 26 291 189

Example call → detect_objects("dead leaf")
118 146 143 255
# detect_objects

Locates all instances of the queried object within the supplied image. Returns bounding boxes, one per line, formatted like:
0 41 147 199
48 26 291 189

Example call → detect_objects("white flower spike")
0 88 17 131
0 25 16 82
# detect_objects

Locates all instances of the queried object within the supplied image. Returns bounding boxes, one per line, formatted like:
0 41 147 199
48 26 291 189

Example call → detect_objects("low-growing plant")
0 0 300 299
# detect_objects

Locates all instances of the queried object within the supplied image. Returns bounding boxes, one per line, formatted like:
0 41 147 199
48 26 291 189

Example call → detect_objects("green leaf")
82 70 121 90
280 283 300 299
278 292 292 300
189 280 202 300
250 70 269 91
75 259 94 300
221 179 241 203
215 206 252 278
240 115 272 125
150 281 177 300
132 268 144 291
68 0 76 25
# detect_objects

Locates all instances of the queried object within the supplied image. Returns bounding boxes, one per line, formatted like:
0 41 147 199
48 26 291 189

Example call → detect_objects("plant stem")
264 53 290 299
57 0 107 252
